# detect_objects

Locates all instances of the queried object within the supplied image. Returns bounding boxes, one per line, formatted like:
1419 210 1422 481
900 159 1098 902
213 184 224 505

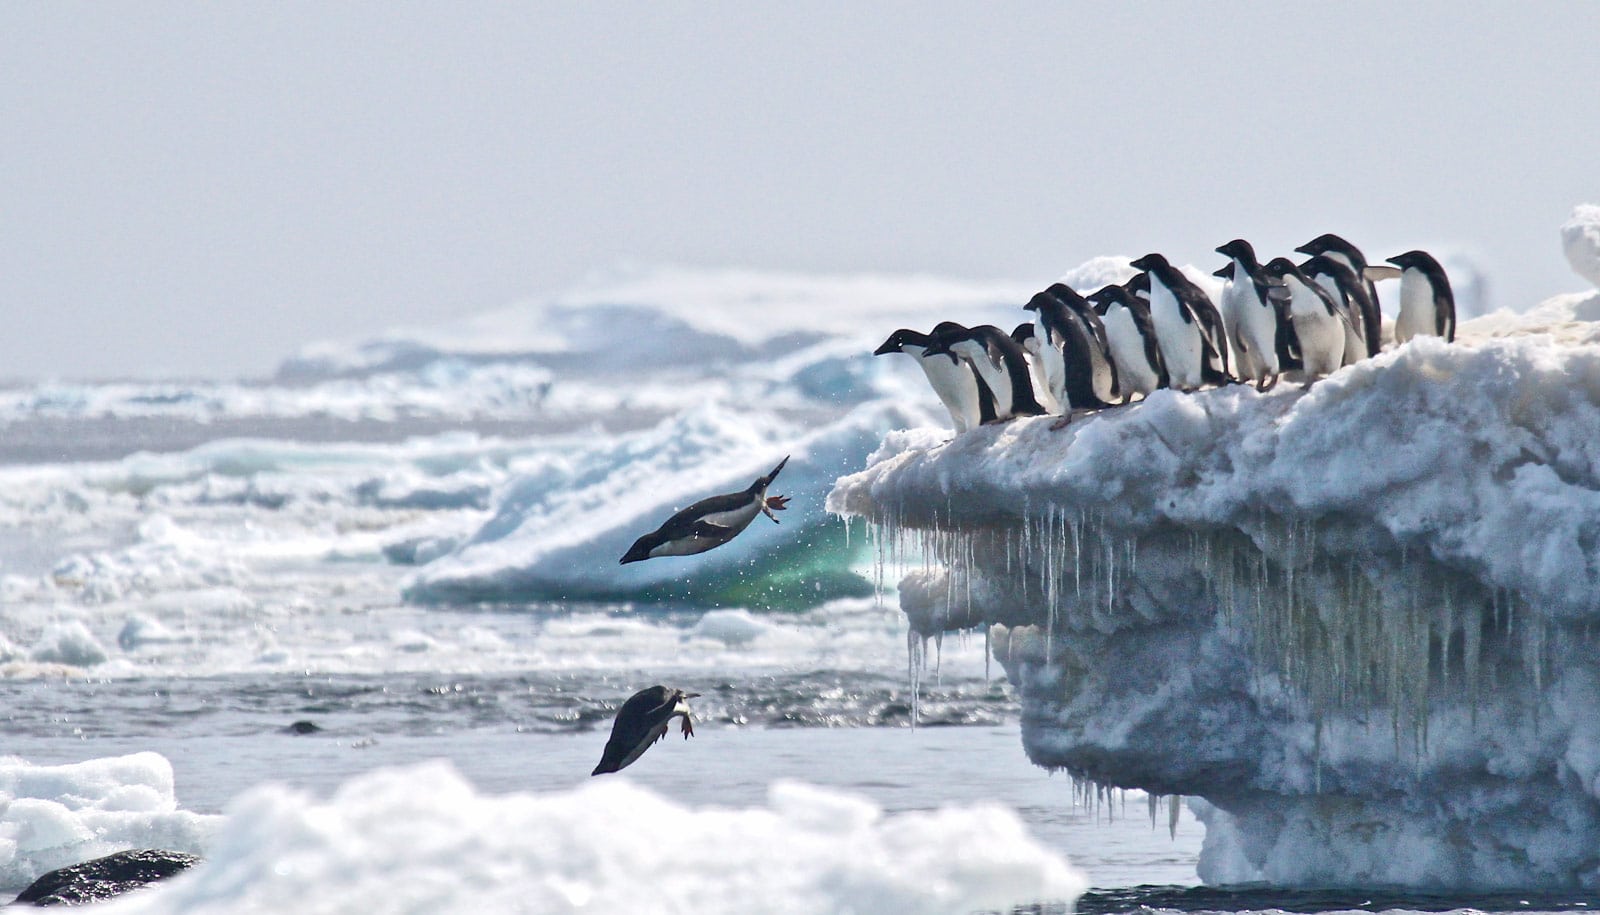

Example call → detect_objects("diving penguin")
1388 249 1456 344
619 457 791 563
592 685 699 775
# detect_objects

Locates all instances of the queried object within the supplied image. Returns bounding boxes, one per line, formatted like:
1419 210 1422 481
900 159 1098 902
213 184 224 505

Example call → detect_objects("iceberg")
829 247 1600 888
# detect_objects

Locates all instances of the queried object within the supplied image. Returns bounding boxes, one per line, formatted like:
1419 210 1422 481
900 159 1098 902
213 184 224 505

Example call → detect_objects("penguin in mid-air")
1388 249 1456 344
1086 283 1167 399
1214 239 1287 391
1263 257 1349 382
592 685 699 775
1295 233 1385 356
620 457 791 563
1129 253 1232 391
875 323 994 432
925 325 1048 423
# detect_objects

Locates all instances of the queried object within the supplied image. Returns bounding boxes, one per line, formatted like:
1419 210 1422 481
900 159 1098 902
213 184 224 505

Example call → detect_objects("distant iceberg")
830 255 1600 888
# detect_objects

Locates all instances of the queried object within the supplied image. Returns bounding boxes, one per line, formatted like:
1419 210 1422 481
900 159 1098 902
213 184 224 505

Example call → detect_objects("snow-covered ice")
97 761 1084 915
830 259 1600 888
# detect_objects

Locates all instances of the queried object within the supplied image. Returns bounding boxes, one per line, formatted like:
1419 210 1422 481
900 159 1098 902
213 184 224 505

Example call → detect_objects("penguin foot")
762 494 790 523
681 717 694 739
1049 415 1073 431
1258 374 1279 393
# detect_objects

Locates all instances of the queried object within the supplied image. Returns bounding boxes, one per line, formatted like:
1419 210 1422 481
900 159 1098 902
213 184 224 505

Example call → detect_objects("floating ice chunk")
118 614 186 651
1563 204 1600 288
29 622 109 667
0 753 216 891
106 763 1083 915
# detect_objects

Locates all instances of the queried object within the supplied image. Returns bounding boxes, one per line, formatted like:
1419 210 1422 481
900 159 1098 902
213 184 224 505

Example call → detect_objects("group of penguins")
587 233 1458 776
876 233 1457 431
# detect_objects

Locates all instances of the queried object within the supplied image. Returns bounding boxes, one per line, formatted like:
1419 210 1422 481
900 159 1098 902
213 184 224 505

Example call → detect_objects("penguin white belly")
1078 317 1120 404
1232 281 1279 382
1218 279 1255 380
954 340 1014 420
1288 284 1345 380
908 345 980 432
1147 282 1204 389
1394 269 1437 344
1314 274 1366 365
1101 306 1160 396
1022 335 1065 414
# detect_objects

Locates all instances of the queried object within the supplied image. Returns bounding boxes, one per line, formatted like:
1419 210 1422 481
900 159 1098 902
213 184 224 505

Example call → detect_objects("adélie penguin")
1300 254 1376 366
1023 287 1117 416
1128 253 1232 391
1010 324 1065 414
1086 283 1168 398
1295 233 1385 356
925 325 1049 422
619 457 791 563
1044 284 1121 407
592 685 699 775
874 323 994 432
1388 249 1456 344
1214 239 1285 391
1263 257 1349 382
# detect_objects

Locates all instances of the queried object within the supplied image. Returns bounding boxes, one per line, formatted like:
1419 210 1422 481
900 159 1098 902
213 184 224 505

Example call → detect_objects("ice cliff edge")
828 288 1600 889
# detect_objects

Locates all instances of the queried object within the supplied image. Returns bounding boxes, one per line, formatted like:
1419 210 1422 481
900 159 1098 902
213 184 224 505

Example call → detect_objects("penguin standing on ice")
1129 253 1232 390
1263 258 1349 382
1011 324 1065 415
875 323 995 432
1388 250 1456 344
1295 233 1385 356
926 325 1048 423
1214 239 1287 391
1023 287 1117 415
592 685 699 775
620 457 791 563
1300 254 1376 365
1086 283 1167 398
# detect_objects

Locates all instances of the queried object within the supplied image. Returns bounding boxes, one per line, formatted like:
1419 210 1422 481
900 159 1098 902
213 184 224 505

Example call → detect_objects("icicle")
1168 795 1181 840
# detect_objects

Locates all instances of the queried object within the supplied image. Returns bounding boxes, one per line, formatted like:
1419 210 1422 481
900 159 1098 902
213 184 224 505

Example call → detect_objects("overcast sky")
3 3 1597 380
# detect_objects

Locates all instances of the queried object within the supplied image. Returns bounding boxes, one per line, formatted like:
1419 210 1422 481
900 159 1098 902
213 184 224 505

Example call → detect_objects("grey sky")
3 2 1597 380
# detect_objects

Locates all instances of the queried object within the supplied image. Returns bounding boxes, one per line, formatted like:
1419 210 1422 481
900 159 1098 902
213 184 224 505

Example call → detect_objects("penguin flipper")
690 520 735 537
1364 265 1402 282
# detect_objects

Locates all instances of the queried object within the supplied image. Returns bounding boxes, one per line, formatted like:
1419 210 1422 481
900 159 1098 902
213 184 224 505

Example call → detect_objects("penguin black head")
620 533 661 564
1212 262 1236 279
1010 322 1036 345
930 320 968 335
1386 250 1443 272
1124 272 1151 296
1262 256 1303 278
1021 291 1053 313
1296 233 1362 261
1300 254 1355 282
874 328 930 355
1216 239 1256 261
1128 253 1170 272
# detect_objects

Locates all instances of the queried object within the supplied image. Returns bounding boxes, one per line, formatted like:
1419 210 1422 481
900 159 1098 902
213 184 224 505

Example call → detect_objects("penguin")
1295 233 1384 356
1010 323 1065 415
1300 254 1376 365
925 325 1049 422
1214 239 1286 391
620 457 791 563
1086 283 1168 397
1024 287 1118 414
1263 258 1348 382
592 685 698 775
875 323 995 432
1128 253 1232 390
1387 250 1456 344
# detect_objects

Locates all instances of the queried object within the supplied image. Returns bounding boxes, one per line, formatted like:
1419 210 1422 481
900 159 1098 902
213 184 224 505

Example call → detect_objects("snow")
1564 204 1600 288
0 754 217 891
829 270 1600 888
100 762 1084 915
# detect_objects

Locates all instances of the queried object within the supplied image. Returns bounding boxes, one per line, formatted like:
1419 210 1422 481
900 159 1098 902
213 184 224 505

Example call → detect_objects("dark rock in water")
13 849 199 906
283 720 322 734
